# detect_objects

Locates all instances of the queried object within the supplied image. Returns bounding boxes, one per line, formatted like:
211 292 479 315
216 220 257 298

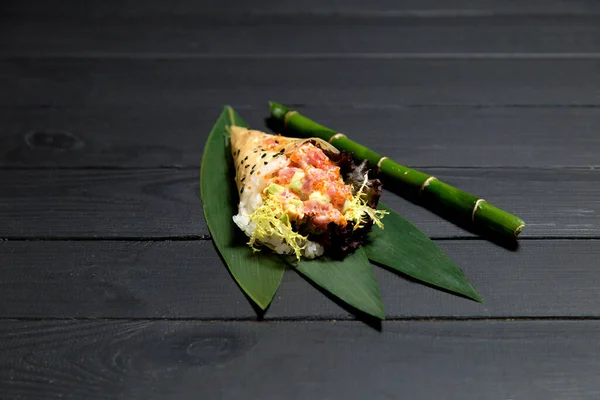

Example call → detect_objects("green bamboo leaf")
365 202 483 302
292 249 385 320
200 106 285 310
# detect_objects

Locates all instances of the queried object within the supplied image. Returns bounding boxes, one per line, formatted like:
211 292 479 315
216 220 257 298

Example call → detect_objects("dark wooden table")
2 1 600 398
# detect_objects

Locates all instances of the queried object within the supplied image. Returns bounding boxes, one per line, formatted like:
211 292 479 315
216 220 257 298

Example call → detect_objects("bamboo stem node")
376 156 389 171
283 110 298 129
472 199 487 222
419 176 437 195
328 133 346 143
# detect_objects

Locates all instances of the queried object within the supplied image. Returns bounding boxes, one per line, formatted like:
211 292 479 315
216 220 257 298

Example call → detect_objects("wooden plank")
0 169 205 238
2 105 598 168
0 239 599 319
0 168 597 238
4 15 600 56
1 319 599 400
5 0 600 16
2 59 600 107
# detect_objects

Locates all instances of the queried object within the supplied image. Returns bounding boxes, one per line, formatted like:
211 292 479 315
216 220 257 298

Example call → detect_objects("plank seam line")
434 236 600 241
4 104 600 111
9 11 600 18
0 236 212 241
0 165 597 171
0 236 598 242
0 166 190 171
0 316 599 322
5 52 600 60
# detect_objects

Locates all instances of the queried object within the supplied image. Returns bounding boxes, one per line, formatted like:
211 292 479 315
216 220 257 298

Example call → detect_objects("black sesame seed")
261 153 267 159
263 161 268 165
245 165 249 168
241 177 245 182
244 156 248 161
240 188 244 194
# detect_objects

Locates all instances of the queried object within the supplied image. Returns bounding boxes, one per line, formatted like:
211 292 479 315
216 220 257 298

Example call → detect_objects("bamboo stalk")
269 101 525 240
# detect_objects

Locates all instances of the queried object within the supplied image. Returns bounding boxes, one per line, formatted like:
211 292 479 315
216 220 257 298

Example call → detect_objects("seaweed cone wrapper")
229 125 385 259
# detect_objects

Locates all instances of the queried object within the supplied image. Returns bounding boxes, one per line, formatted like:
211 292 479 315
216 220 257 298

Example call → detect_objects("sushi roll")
230 126 386 260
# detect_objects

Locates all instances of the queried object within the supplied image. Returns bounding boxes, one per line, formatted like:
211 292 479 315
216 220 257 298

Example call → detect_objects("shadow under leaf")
290 266 383 331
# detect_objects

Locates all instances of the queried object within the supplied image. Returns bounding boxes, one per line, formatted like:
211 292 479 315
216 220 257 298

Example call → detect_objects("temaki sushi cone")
229 125 387 260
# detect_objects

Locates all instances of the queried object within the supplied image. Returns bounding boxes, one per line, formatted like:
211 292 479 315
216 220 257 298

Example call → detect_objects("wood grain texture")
1 239 599 319
0 169 204 238
2 105 598 168
3 15 600 56
1 319 599 400
1 168 597 238
2 59 600 108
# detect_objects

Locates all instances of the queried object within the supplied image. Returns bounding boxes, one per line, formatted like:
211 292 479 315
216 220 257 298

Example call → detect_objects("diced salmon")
267 142 353 227
302 200 346 228
275 167 298 185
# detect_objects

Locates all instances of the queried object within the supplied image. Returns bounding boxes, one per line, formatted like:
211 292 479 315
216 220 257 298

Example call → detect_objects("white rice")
232 155 324 259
